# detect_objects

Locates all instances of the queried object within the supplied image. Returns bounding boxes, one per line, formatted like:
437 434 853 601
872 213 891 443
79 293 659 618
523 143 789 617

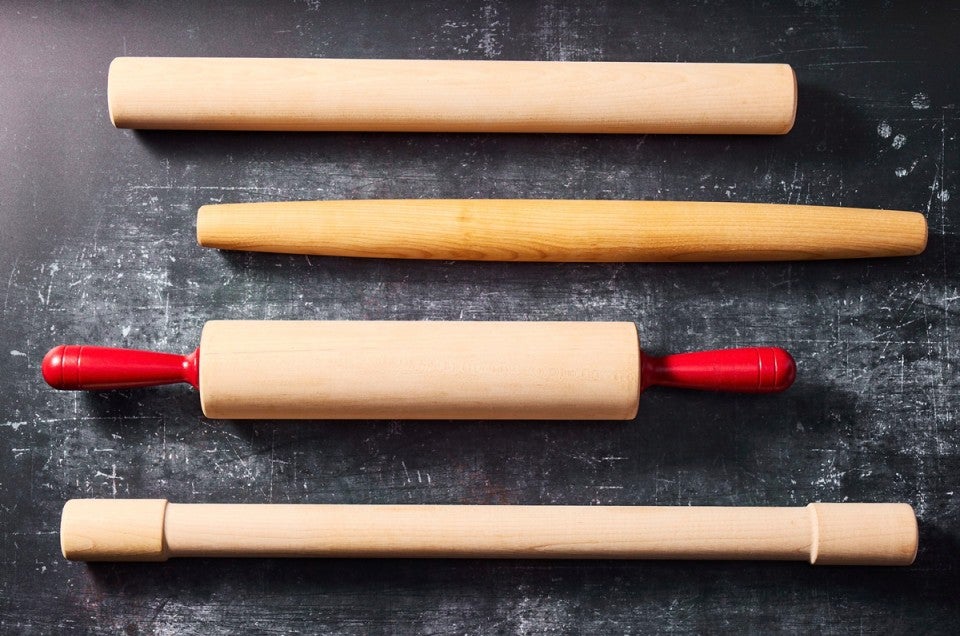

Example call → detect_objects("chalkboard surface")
1 1 956 632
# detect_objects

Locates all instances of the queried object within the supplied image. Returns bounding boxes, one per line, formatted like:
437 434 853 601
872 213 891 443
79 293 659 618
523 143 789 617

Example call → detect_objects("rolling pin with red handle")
107 58 797 134
195 200 928 262
42 320 795 420
60 499 917 565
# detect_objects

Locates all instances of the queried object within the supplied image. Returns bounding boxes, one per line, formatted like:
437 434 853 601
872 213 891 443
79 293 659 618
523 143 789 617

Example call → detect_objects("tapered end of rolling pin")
808 503 917 565
61 499 170 561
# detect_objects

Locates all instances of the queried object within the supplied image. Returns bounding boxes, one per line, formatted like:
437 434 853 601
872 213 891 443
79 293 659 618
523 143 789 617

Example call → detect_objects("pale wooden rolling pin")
107 58 796 134
196 199 927 262
42 320 795 420
60 500 917 565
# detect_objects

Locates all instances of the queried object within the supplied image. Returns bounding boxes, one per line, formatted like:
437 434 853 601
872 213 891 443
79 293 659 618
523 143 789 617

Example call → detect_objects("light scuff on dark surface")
0 1 957 633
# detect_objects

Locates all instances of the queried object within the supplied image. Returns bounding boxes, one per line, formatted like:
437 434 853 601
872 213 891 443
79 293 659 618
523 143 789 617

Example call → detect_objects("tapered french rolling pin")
195 200 927 262
41 321 794 420
60 500 917 565
107 58 797 134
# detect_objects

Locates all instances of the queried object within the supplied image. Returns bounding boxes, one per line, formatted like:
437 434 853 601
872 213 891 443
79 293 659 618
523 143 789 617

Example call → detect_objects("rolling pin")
60 499 917 565
107 58 796 134
195 200 928 262
41 321 795 420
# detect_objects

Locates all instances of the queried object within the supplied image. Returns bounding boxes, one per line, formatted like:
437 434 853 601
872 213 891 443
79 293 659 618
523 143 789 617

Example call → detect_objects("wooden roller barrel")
107 58 797 134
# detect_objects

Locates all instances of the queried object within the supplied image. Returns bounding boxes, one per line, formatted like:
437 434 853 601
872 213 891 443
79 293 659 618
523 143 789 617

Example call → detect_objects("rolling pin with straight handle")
60 499 917 565
196 200 928 262
42 320 795 420
107 58 797 134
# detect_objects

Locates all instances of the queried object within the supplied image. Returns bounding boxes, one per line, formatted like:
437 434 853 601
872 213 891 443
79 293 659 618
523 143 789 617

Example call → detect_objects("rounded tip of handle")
761 347 796 392
42 345 75 389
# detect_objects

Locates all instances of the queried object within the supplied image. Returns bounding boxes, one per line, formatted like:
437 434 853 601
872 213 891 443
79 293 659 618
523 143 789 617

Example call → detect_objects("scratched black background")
1 1 957 633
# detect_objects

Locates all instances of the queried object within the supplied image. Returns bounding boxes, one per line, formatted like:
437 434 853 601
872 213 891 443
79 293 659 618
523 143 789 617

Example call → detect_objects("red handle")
641 347 795 393
42 345 199 390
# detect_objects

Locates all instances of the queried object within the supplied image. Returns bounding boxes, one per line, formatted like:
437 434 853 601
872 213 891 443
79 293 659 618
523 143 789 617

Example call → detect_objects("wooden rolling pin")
107 58 796 134
196 200 928 262
41 321 795 420
60 499 917 565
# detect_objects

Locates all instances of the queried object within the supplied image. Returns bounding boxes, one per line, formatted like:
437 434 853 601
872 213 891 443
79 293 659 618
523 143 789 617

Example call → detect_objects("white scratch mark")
94 464 123 496
9 350 26 357
4 257 20 311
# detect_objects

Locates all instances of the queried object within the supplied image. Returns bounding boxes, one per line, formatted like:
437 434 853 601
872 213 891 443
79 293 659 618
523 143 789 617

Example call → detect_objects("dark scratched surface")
0 1 957 633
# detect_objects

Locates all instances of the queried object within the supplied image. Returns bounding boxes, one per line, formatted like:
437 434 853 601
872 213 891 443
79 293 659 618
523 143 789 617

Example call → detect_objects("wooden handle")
60 499 917 565
196 200 927 262
107 58 796 134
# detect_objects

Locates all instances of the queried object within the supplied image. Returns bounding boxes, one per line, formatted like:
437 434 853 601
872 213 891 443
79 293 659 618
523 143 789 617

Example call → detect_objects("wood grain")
196 199 928 261
60 500 918 565
108 57 797 134
198 320 641 420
